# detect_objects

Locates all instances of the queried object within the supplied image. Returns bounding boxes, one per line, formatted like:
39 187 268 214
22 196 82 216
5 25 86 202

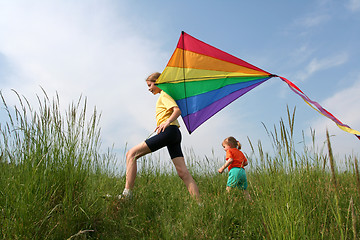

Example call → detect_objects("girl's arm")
218 158 233 174
156 106 181 133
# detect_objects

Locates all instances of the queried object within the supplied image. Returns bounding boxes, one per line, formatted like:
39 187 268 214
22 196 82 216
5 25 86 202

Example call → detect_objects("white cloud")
346 0 360 12
289 6 331 38
310 77 360 156
289 44 315 66
0 1 165 152
298 14 330 28
296 52 348 81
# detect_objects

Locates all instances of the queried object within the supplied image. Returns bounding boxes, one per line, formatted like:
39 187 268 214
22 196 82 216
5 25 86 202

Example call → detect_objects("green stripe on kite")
158 76 267 100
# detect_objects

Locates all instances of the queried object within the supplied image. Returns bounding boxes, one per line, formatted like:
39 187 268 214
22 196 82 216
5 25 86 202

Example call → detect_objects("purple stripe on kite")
176 78 269 117
182 81 265 133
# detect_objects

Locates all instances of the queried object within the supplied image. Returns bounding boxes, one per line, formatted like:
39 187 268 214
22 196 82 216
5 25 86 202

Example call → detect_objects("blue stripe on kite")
182 80 267 133
176 77 270 117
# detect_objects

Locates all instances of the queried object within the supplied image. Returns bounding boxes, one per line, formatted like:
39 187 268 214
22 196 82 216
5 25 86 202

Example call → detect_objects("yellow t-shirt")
156 91 180 127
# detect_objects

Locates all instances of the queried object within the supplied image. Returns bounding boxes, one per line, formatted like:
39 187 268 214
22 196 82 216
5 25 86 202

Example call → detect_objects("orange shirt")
226 148 248 171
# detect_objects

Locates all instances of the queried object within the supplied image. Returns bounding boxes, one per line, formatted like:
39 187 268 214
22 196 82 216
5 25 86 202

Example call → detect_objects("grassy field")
0 91 359 239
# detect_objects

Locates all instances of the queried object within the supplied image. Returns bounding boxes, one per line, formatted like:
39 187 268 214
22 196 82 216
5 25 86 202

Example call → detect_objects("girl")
120 72 200 200
218 136 251 199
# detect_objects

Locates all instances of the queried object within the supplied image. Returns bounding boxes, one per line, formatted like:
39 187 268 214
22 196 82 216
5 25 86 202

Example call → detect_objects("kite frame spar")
156 31 360 140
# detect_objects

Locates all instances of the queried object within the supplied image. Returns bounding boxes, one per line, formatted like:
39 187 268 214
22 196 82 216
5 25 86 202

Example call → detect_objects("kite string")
146 130 156 140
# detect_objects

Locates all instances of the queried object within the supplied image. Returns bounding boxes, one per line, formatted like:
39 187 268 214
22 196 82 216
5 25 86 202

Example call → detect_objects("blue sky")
0 0 359 168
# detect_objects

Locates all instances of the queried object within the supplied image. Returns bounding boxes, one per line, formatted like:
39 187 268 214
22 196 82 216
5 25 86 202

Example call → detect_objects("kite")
156 31 360 140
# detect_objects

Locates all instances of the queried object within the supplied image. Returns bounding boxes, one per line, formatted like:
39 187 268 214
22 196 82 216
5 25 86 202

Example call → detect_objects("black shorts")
145 125 183 159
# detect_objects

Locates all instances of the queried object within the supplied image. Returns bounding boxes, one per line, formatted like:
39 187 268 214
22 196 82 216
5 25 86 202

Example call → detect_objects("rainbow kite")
156 31 360 140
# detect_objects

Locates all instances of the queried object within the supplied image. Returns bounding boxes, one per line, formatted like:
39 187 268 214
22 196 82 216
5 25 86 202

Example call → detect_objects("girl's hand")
218 158 232 174
155 106 181 134
155 120 170 133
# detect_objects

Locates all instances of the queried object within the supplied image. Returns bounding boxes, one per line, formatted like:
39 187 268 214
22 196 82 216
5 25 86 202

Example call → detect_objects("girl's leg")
226 187 252 201
172 156 200 200
243 190 252 201
125 141 151 189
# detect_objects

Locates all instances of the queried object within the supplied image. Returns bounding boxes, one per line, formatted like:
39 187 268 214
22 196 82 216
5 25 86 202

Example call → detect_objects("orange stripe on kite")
177 31 270 74
167 48 268 75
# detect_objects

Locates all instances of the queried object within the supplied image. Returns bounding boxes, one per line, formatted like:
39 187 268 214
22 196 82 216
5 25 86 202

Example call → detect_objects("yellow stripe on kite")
337 124 360 135
157 67 266 84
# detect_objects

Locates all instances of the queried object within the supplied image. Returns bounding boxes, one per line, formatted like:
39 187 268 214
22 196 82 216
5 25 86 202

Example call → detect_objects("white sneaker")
119 188 133 200
102 193 132 201
118 192 132 200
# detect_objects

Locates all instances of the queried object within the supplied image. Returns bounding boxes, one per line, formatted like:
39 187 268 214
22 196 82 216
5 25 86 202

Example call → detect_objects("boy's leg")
125 141 151 190
172 156 200 200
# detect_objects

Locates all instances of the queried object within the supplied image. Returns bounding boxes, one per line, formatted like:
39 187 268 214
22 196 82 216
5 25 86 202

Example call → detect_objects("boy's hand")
218 167 224 174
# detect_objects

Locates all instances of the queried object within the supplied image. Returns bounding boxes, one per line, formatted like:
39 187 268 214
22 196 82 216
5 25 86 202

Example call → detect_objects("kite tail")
278 76 360 140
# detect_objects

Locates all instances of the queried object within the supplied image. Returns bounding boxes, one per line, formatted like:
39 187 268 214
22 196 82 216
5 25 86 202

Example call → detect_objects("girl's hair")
223 136 241 149
146 72 161 82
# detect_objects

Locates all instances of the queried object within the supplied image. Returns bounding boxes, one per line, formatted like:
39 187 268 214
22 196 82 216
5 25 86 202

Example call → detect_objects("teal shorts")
227 167 248 190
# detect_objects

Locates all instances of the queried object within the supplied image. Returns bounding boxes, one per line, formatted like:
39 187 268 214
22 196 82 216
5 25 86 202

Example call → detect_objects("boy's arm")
218 158 233 174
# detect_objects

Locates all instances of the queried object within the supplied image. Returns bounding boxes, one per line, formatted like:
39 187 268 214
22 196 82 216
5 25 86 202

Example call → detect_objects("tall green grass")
0 92 359 239
0 90 117 239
